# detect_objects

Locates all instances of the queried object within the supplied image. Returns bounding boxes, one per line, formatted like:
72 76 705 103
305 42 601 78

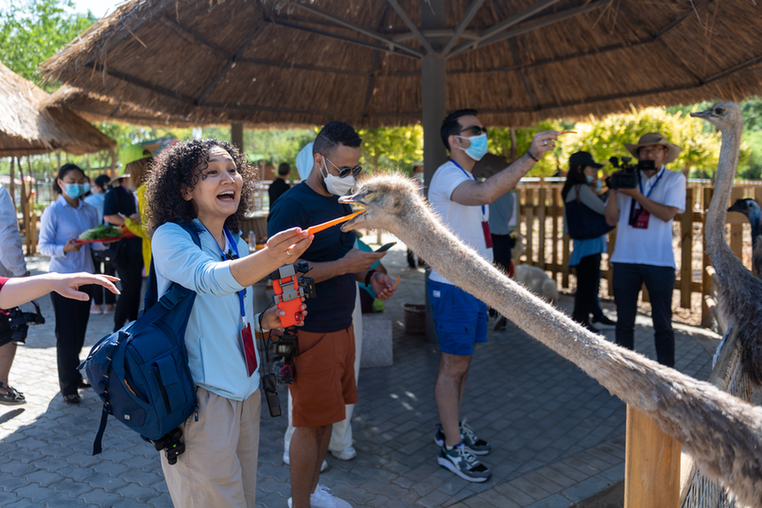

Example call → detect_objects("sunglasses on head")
323 156 363 179
458 125 488 136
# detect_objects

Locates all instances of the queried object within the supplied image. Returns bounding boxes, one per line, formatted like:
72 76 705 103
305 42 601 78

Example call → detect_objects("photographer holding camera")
604 133 686 367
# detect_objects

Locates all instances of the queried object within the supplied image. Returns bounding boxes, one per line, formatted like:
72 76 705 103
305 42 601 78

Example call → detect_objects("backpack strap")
143 221 203 311
93 405 110 455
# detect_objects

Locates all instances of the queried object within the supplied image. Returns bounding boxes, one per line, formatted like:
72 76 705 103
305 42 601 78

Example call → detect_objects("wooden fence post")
680 189 693 309
538 188 547 268
525 188 535 266
701 187 714 327
624 406 681 508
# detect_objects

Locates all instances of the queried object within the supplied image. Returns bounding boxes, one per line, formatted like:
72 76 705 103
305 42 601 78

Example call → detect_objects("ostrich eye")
715 107 725 115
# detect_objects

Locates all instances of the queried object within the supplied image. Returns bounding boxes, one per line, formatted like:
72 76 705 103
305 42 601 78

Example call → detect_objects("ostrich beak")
690 110 713 120
338 188 369 231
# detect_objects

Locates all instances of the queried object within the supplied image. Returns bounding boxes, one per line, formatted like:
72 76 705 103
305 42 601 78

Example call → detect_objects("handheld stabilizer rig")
269 262 316 328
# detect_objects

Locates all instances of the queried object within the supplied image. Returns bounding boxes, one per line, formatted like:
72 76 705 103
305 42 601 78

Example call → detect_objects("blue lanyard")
638 167 665 199
450 160 487 218
203 224 246 318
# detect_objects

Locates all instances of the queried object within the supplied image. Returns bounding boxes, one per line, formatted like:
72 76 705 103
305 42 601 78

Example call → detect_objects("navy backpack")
80 222 201 455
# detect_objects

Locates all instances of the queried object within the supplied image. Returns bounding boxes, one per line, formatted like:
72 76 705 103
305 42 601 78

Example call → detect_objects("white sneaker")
283 451 328 472
310 485 352 508
329 446 357 461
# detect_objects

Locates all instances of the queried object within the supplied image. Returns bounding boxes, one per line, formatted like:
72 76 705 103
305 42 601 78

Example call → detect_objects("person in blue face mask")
428 109 560 483
39 163 109 404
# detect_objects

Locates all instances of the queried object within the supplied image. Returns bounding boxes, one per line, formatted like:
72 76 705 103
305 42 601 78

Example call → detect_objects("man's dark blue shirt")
267 182 356 333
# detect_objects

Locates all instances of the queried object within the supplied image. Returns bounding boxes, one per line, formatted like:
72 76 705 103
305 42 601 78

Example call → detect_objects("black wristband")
364 269 376 286
526 151 539 163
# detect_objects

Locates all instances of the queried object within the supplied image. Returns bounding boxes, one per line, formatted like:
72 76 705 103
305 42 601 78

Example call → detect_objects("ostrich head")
338 173 429 233
728 198 762 225
690 102 742 132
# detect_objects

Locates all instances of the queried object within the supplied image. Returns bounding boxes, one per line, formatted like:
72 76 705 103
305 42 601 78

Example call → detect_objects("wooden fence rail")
513 181 762 327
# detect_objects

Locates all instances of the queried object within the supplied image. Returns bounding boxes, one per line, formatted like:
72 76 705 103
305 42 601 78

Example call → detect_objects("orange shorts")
289 325 358 427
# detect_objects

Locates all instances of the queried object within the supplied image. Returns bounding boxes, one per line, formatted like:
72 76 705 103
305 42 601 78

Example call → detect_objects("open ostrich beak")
338 189 369 231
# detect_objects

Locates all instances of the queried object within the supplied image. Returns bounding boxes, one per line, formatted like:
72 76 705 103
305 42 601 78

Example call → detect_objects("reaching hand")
265 227 312 265
370 272 397 300
341 248 387 275
528 131 562 160
51 273 121 301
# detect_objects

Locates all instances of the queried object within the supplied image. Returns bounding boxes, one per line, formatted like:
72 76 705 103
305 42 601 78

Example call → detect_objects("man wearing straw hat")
604 132 686 367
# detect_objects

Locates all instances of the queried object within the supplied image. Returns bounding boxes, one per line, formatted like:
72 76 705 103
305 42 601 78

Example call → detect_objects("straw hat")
624 132 681 164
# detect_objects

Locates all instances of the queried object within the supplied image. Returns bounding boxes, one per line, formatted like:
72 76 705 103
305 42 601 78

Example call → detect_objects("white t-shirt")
609 167 686 268
428 160 493 285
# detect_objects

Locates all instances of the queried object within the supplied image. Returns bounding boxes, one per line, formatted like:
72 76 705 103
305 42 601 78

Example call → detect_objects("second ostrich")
691 103 762 385
338 167 762 507
727 197 762 277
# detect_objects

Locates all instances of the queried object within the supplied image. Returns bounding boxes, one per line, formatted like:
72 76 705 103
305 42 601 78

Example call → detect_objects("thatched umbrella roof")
42 85 202 127
39 0 762 128
0 62 115 157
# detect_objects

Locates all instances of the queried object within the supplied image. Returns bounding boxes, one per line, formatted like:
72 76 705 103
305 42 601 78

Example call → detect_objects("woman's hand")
261 299 308 332
63 238 85 254
265 227 313 265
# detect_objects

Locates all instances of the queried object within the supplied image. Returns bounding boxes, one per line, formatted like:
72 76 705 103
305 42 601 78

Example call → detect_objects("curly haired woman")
145 139 312 507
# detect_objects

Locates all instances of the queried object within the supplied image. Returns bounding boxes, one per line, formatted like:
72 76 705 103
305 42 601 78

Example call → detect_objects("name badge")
632 208 650 229
240 322 258 377
482 221 493 248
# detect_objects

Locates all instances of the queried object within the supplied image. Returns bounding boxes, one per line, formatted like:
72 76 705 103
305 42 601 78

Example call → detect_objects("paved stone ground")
0 236 719 507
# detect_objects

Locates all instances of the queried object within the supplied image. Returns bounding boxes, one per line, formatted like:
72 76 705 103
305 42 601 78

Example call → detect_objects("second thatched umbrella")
0 61 115 157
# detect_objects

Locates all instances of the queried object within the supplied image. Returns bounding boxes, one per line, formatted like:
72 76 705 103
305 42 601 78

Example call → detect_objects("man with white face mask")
268 121 398 508
428 109 560 483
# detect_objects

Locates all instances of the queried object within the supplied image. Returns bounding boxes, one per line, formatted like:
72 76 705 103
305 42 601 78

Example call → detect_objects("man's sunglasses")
458 125 488 136
323 156 363 179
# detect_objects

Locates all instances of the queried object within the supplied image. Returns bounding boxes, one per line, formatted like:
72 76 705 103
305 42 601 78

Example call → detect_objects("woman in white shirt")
39 163 103 404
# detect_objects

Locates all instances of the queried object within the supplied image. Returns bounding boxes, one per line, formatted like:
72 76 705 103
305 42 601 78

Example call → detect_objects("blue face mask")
456 133 488 161
64 183 85 199
585 175 594 184
83 183 91 195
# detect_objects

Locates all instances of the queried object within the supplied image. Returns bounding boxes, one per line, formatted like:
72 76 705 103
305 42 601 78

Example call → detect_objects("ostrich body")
727 197 762 277
692 103 762 385
339 169 762 507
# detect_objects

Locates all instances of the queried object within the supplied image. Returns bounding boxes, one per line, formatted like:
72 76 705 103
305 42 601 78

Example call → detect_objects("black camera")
1 301 45 344
152 427 185 465
608 157 655 190
272 333 297 386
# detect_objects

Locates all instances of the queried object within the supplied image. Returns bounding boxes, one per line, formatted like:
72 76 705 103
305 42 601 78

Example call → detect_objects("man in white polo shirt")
604 132 686 367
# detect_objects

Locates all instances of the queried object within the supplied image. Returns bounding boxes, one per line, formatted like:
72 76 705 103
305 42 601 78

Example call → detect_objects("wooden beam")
290 3 423 58
451 0 607 57
267 17 419 60
238 58 368 76
442 0 486 55
385 0 434 54
449 0 566 57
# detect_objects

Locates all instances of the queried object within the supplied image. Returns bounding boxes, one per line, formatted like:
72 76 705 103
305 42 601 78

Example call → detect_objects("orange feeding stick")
558 130 577 135
391 275 401 289
306 210 364 235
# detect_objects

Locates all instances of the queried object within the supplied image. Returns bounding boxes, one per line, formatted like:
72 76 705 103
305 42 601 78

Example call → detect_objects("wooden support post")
624 406 681 508
680 189 693 309
701 187 714 327
551 187 560 281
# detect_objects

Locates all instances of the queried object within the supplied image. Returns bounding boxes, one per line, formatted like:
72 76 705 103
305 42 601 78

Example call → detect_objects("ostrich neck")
706 123 743 279
378 194 762 507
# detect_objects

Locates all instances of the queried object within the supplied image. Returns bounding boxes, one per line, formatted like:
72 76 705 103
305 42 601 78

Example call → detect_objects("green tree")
0 0 96 90
357 126 423 174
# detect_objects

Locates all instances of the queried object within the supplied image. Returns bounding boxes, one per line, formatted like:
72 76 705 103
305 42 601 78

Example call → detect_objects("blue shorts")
427 279 488 356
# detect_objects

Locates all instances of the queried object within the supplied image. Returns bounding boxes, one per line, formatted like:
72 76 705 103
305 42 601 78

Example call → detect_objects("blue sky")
70 0 124 18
